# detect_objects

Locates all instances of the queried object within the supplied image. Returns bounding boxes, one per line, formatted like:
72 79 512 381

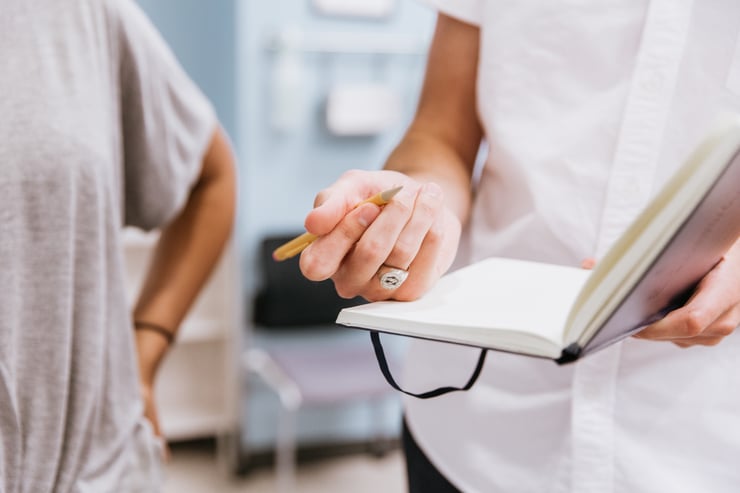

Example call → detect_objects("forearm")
134 127 236 384
384 129 477 225
383 13 482 225
299 13 481 301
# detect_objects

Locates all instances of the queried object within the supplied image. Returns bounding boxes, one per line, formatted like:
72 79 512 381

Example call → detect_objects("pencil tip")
381 185 403 201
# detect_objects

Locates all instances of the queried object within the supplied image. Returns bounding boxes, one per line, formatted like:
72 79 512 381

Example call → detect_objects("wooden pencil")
272 186 403 261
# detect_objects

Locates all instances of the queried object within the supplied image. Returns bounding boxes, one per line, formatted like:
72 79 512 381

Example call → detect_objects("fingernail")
357 204 380 227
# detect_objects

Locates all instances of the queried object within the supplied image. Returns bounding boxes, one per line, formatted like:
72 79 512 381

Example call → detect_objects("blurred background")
124 1 436 491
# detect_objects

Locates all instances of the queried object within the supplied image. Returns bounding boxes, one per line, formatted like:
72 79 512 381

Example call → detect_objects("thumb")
304 169 407 235
304 184 374 236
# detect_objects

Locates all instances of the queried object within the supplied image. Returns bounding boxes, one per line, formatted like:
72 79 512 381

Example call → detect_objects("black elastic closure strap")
370 331 487 399
555 342 582 365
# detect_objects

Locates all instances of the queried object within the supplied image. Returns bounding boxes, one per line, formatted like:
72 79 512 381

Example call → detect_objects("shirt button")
640 70 666 93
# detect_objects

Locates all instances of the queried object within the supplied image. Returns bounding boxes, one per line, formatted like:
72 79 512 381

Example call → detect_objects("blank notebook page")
343 258 591 348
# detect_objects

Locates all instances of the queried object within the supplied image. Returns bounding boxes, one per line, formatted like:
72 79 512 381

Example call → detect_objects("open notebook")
337 116 740 364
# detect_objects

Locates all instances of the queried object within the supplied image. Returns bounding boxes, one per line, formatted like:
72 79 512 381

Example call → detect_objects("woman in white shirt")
299 1 740 492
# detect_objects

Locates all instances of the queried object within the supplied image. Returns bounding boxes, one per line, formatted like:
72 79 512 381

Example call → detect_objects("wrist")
134 328 171 387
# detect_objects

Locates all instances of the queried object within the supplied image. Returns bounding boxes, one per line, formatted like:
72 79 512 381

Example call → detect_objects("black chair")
243 235 396 493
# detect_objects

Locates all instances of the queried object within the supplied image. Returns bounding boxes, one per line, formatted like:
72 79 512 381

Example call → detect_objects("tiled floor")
163 441 406 493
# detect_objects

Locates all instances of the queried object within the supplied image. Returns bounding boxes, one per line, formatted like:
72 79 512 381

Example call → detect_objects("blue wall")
135 0 436 456
136 0 237 141
236 1 435 451
135 0 434 265
237 1 434 242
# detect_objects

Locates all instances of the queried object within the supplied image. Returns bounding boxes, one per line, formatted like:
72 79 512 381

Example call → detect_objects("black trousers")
402 419 461 493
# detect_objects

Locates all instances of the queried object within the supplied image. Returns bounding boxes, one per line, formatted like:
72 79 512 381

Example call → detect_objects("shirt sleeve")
417 0 482 26
111 0 218 231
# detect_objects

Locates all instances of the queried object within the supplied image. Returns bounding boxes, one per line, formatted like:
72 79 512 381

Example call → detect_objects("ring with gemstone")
378 265 409 290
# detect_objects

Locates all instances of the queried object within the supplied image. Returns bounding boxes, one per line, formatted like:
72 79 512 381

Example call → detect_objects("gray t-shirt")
0 1 216 491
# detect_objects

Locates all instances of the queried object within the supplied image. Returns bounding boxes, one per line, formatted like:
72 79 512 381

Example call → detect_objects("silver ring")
378 266 409 290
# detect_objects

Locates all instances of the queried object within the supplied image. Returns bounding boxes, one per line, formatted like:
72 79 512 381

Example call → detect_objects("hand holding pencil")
291 169 462 303
272 186 403 261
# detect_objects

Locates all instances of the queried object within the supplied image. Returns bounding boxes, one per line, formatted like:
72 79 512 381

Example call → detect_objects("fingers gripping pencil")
272 186 403 261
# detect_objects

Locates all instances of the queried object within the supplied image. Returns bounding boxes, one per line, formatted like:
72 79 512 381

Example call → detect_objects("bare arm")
299 14 483 301
384 13 483 222
133 126 236 434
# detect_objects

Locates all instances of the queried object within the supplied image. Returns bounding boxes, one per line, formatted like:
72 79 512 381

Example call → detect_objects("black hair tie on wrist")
134 320 175 345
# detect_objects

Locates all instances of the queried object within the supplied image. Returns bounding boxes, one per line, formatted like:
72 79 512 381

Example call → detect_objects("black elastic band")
370 331 487 399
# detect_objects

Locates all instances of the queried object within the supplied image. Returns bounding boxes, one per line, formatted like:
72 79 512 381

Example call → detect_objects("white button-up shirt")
404 1 740 491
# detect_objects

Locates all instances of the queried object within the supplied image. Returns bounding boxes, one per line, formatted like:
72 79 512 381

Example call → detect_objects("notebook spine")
556 343 582 365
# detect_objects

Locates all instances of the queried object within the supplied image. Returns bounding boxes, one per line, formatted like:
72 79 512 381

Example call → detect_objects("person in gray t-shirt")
0 0 236 491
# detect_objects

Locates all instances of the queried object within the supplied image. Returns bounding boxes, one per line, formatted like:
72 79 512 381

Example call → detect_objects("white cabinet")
122 228 241 442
